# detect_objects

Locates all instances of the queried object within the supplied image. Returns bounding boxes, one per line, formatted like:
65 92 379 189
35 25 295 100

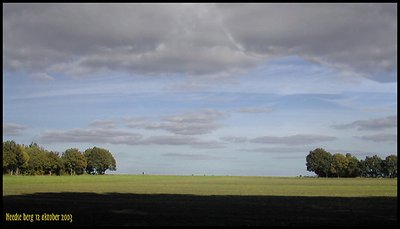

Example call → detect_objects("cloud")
358 134 397 143
332 115 397 131
38 128 143 145
126 109 226 135
161 153 218 160
220 136 248 143
38 127 224 149
241 147 308 154
221 134 337 146
3 123 29 136
37 109 227 148
236 107 273 113
217 3 397 82
250 134 337 146
89 120 118 129
3 3 396 82
142 136 224 149
3 3 259 79
29 73 54 81
271 155 307 160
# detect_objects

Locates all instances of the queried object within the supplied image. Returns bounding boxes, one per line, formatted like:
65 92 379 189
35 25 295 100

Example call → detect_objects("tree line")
3 140 116 175
306 148 397 178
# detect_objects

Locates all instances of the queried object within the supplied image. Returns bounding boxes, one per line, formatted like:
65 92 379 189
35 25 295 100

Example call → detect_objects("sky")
2 3 397 176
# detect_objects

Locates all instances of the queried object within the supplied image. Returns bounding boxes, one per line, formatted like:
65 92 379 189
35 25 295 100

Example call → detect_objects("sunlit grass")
3 174 397 197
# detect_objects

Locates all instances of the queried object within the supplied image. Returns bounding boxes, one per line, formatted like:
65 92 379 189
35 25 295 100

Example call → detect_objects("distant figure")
142 172 145 175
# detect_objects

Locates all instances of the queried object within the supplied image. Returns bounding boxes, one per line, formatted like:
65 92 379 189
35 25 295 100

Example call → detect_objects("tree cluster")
306 148 397 178
3 141 116 175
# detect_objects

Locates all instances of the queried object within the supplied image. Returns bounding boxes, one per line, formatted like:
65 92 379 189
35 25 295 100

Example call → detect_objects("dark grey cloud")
250 134 337 146
332 115 397 131
3 3 257 78
3 123 29 136
358 134 397 143
217 3 397 82
3 3 396 82
4 4 174 67
126 110 226 135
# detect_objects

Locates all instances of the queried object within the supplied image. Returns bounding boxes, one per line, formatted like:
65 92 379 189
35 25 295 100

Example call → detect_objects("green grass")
2 174 397 197
3 175 397 226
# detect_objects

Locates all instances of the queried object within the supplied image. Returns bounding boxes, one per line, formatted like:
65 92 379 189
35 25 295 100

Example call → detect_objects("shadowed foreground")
3 192 397 226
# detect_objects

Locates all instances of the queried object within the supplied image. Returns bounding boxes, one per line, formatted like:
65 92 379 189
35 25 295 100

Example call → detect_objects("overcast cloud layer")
3 3 397 176
4 3 397 82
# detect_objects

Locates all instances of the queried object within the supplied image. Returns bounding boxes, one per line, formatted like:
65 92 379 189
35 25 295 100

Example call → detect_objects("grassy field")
2 174 397 196
2 175 397 226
